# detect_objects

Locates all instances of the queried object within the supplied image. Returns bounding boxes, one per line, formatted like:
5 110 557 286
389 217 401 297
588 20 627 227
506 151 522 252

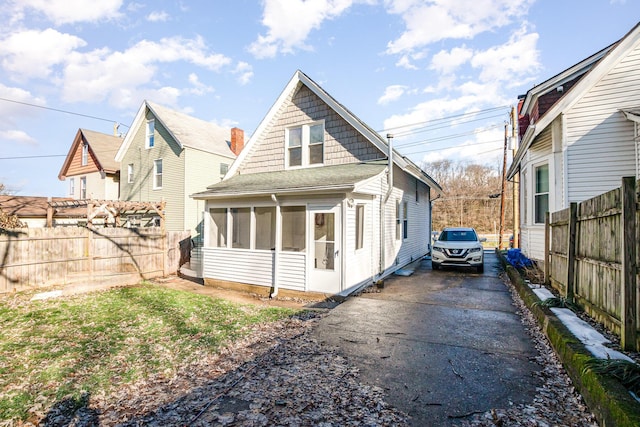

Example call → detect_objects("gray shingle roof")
192 162 387 199
146 101 236 159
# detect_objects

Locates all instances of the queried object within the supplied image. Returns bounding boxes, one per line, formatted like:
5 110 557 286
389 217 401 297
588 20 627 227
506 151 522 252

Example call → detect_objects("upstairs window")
69 177 75 196
153 159 163 189
127 164 134 183
285 122 324 168
219 163 229 179
146 119 155 148
81 144 88 166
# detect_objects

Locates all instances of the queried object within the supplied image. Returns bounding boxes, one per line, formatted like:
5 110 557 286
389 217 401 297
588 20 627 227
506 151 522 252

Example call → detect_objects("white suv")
431 227 485 273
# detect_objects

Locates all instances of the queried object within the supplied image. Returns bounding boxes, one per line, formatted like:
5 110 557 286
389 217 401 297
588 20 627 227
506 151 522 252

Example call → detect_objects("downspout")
270 194 281 298
379 133 394 276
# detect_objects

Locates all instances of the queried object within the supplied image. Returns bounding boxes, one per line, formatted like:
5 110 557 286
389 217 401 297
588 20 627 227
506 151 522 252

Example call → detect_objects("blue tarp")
506 248 533 268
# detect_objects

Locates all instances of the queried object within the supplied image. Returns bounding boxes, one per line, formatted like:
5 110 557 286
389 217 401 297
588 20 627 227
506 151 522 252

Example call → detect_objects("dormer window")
285 121 324 168
146 119 155 148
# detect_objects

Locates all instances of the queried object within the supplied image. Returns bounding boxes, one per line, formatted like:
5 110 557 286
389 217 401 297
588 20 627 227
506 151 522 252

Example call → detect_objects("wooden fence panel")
548 178 638 348
0 227 190 293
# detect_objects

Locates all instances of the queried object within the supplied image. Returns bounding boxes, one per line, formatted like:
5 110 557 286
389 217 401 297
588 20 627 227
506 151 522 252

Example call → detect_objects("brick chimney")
230 127 244 155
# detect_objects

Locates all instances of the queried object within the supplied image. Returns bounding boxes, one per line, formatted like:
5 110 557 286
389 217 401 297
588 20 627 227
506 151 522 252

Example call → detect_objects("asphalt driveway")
312 251 542 426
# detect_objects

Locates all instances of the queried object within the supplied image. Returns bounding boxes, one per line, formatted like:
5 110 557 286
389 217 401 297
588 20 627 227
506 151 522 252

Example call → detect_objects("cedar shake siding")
239 84 384 174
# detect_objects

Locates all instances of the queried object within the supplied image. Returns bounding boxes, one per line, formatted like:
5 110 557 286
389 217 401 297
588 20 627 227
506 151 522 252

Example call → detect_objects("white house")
192 70 442 297
507 22 640 262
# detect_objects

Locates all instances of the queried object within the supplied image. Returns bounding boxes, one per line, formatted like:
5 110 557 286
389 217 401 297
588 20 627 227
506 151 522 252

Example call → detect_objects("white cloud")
61 36 232 108
471 26 541 87
248 0 357 58
12 0 123 25
0 84 46 120
147 11 170 22
384 0 532 55
430 46 473 74
187 73 215 96
378 85 409 105
0 29 86 80
233 62 254 85
0 130 37 145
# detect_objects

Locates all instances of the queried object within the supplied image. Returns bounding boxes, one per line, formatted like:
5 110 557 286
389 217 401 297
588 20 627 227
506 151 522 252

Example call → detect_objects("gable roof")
115 100 236 162
508 21 640 179
226 70 442 194
58 128 123 179
192 161 388 199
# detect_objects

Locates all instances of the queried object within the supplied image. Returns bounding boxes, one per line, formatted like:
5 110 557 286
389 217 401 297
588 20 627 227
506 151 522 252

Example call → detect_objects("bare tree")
425 160 513 234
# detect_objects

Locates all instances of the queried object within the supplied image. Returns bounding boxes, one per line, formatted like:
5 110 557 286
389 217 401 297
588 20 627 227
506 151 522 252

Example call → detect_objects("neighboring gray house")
58 128 123 200
115 101 243 272
507 22 640 262
192 70 442 297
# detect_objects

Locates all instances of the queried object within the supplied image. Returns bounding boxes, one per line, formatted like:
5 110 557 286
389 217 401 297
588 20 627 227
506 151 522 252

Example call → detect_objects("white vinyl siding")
203 248 274 286
564 42 640 202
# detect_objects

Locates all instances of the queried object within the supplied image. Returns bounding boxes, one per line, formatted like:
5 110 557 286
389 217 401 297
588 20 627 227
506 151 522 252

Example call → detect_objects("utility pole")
511 106 520 248
498 122 508 250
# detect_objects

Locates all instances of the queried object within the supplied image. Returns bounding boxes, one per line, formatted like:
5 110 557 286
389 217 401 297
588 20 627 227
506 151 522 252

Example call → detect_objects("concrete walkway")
312 251 542 426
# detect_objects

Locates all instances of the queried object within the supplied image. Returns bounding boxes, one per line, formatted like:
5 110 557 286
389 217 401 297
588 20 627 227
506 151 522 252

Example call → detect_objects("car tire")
476 264 484 273
432 262 440 270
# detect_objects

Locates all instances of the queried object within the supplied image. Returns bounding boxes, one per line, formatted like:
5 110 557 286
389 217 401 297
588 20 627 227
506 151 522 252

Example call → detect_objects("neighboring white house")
507 22 640 262
192 70 442 297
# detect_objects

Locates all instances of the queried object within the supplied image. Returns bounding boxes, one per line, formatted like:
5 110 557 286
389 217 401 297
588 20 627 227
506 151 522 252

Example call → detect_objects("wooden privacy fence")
0 227 191 293
546 177 638 350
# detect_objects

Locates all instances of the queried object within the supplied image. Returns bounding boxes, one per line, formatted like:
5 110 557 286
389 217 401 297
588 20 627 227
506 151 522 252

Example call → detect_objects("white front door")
308 204 341 293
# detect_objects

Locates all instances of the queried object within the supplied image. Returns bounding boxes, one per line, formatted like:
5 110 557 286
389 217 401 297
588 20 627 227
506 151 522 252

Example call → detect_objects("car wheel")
432 262 440 270
476 264 484 273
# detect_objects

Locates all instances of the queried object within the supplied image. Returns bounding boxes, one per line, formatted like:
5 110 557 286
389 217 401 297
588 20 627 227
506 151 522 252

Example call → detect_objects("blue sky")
0 0 638 196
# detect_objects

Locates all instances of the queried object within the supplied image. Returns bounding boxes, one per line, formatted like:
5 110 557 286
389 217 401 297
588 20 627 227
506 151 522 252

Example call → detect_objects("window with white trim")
146 119 155 148
255 207 276 250
403 201 408 239
153 159 162 189
355 204 364 250
285 122 324 168
69 177 75 196
81 144 88 166
534 164 549 224
127 164 134 183
219 163 228 179
209 208 227 248
80 176 86 199
395 201 401 240
231 208 251 249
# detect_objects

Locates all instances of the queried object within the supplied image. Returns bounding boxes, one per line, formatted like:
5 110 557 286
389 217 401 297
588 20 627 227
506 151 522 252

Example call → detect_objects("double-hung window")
127 164 134 183
81 144 88 166
286 122 324 168
80 176 86 199
146 119 155 148
153 159 163 189
69 177 75 196
534 164 549 224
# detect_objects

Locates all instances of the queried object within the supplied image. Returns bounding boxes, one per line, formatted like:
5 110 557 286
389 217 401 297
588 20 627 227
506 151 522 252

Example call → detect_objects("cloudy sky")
0 0 637 196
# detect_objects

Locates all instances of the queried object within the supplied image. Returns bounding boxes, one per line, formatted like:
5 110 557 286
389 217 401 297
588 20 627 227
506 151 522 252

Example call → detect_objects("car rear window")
439 230 477 241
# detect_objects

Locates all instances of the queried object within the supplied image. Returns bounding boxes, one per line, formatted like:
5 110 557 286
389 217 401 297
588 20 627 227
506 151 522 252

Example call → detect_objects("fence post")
544 212 550 285
621 177 637 351
566 202 577 301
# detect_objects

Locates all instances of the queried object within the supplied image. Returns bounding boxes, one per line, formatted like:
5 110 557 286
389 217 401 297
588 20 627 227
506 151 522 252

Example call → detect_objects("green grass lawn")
0 283 300 422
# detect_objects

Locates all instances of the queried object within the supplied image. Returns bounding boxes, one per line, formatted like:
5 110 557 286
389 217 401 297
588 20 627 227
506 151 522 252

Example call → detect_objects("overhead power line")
0 97 129 128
